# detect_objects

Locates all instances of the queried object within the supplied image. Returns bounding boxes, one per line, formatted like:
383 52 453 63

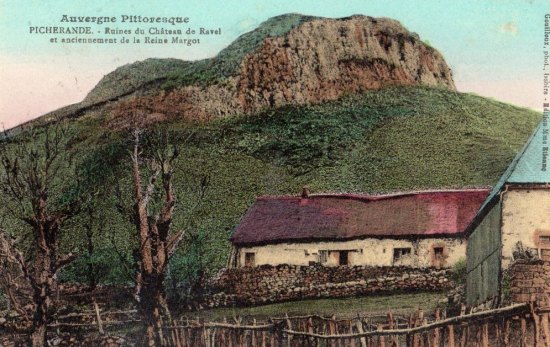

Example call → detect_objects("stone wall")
509 259 550 304
203 264 453 308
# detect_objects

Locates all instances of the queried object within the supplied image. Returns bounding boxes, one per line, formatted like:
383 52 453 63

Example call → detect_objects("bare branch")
143 166 160 207
0 231 35 292
55 252 78 272
2 268 31 321
166 230 186 260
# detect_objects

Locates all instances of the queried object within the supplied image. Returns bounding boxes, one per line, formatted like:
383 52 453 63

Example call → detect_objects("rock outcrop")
106 14 455 127
236 16 454 113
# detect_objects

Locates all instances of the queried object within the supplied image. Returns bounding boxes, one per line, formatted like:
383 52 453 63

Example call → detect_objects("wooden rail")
32 301 549 346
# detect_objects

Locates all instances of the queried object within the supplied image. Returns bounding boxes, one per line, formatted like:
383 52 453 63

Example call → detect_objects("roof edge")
256 187 492 203
232 233 467 247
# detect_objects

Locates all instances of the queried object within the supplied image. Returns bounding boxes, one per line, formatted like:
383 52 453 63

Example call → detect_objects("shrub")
450 258 467 285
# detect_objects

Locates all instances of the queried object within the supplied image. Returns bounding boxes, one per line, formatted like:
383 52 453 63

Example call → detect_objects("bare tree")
0 126 81 347
82 202 106 291
118 127 207 346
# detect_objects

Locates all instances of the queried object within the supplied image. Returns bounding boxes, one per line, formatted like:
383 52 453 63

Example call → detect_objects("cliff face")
236 16 454 113
107 15 455 126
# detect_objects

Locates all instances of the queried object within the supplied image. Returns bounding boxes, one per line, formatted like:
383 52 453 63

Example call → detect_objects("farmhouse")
229 188 489 269
465 122 550 306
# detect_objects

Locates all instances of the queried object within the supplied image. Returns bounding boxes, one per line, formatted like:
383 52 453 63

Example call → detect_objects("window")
244 252 255 267
393 248 412 262
319 250 328 264
535 230 550 260
432 246 446 268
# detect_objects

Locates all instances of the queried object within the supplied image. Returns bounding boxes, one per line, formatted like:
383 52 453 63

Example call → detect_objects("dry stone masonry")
509 259 550 304
203 264 453 308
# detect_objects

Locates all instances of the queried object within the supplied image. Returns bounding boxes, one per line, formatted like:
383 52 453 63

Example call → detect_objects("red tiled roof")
231 189 490 245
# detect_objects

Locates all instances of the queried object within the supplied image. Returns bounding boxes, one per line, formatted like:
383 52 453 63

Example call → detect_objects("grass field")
194 292 446 321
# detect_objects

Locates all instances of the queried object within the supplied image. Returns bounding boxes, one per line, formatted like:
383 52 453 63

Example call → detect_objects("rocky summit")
57 14 456 128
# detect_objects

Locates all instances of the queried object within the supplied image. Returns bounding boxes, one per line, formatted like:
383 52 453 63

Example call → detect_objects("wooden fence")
161 303 549 347
44 301 550 346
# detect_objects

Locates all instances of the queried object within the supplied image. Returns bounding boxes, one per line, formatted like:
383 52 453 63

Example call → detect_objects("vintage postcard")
0 1 548 346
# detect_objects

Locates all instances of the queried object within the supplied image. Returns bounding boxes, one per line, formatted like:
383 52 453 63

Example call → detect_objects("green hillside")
22 85 536 286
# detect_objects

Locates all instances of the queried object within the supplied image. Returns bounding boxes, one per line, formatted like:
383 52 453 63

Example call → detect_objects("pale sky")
0 0 546 129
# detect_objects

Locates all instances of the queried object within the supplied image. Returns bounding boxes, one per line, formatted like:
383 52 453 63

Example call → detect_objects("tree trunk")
138 275 167 347
30 222 56 347
127 129 188 346
31 282 50 347
30 270 53 346
31 323 47 347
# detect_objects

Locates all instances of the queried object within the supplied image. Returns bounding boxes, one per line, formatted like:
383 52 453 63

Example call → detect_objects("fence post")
349 319 355 347
448 324 455 347
285 313 292 347
521 317 527 347
413 308 423 347
268 318 281 347
481 322 489 347
204 322 210 347
220 318 227 347
93 299 104 335
307 317 314 346
356 315 367 347
542 310 550 347
386 311 397 346
329 315 337 347
378 324 386 347
503 318 511 347
252 318 258 347
407 311 414 347
181 318 186 347
267 318 275 347
261 325 267 347
460 307 468 347
171 317 181 347
236 316 244 346
530 298 542 347
433 307 440 347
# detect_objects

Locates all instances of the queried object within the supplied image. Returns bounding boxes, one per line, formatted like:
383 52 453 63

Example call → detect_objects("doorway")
338 250 349 266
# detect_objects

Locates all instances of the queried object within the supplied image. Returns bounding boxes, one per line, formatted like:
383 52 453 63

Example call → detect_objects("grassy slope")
312 87 539 192
52 85 540 281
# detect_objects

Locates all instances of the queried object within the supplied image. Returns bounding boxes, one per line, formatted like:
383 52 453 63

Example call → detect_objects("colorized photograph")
0 1 548 345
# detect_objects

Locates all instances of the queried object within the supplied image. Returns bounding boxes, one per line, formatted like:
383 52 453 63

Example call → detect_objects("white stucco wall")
501 189 550 268
236 237 466 268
